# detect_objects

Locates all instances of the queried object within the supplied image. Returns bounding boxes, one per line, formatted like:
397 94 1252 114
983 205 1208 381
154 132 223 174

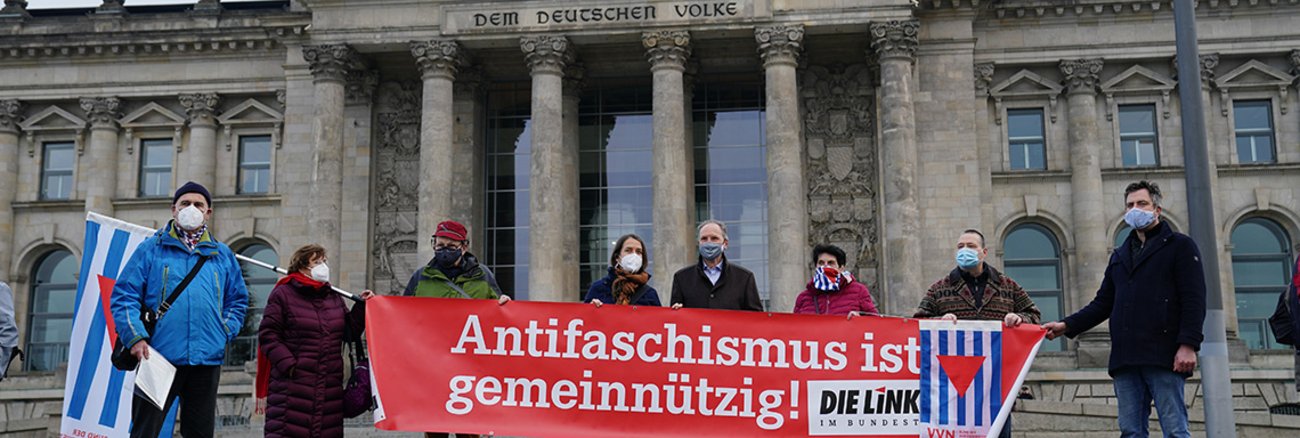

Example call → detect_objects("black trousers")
130 365 221 438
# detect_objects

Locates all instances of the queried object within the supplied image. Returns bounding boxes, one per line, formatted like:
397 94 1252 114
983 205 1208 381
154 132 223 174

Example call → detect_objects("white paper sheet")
134 345 176 410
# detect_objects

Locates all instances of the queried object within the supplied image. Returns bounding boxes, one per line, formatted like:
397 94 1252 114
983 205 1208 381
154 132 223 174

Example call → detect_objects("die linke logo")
806 380 920 436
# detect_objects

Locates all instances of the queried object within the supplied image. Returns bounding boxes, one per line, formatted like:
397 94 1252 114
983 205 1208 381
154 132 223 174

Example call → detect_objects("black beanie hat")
173 181 212 206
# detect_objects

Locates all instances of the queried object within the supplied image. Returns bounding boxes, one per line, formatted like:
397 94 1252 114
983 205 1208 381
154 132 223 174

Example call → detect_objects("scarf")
611 268 650 305
256 272 328 414
179 225 206 250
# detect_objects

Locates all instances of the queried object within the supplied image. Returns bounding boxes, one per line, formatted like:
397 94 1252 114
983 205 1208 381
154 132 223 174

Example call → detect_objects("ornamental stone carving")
80 97 121 128
1 0 31 19
643 30 691 70
370 80 423 295
302 43 357 83
868 20 919 62
1199 54 1219 85
520 35 574 75
0 99 21 134
411 40 464 80
345 69 379 105
975 63 995 96
1060 58 1104 94
802 64 880 290
755 25 803 67
179 93 220 125
1289 50 1300 76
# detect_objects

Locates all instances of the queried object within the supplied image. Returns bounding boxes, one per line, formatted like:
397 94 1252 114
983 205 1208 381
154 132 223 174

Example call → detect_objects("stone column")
0 100 21 279
452 68 486 238
870 20 922 315
80 97 122 216
644 30 693 303
302 44 354 262
521 35 578 302
756 25 807 312
411 40 464 260
561 65 583 294
1060 58 1111 366
179 93 220 188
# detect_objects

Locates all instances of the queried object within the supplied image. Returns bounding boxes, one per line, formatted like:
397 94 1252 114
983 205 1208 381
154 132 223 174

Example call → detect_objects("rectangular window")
138 138 173 197
238 135 272 194
40 142 75 200
1006 108 1046 170
1118 104 1159 167
1233 100 1275 164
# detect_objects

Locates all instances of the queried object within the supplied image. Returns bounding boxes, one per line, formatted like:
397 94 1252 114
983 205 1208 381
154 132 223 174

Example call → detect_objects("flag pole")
234 254 362 303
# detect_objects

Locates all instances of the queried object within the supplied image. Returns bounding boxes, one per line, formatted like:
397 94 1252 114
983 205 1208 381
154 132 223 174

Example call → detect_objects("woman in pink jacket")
793 244 879 317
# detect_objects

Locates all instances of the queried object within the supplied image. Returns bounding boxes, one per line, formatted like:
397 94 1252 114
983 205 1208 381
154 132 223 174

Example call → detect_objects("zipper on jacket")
215 271 229 336
159 265 170 313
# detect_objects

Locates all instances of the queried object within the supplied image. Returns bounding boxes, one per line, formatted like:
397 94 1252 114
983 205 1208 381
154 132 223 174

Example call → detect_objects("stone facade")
1 0 1299 435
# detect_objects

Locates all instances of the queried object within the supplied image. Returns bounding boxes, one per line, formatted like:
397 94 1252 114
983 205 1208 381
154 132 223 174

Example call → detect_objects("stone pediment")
19 105 84 131
119 102 184 128
989 69 1062 124
1101 65 1176 120
217 98 283 124
1214 59 1295 116
1215 59 1295 90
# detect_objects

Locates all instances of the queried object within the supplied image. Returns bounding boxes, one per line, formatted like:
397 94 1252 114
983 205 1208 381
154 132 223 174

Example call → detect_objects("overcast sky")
32 0 266 9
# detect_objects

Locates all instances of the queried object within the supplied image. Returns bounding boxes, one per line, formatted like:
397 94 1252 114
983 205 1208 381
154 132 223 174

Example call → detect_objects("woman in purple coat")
793 244 879 317
257 244 373 438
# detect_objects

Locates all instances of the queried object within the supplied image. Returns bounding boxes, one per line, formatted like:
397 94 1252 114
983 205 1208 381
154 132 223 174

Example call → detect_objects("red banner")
365 297 1044 437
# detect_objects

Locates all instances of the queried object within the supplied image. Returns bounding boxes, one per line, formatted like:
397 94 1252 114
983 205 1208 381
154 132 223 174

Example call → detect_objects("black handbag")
1269 283 1296 346
111 256 208 371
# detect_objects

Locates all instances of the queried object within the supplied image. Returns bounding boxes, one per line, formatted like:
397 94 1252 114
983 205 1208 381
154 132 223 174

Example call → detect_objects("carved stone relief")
369 80 423 294
802 64 881 291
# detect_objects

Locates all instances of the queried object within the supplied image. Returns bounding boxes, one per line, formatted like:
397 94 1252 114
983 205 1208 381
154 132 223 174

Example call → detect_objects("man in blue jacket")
1044 181 1205 438
111 181 249 438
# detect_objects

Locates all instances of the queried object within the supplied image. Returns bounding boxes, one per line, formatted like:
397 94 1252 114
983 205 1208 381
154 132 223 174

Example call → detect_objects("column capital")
755 25 803 68
520 35 574 76
643 30 691 72
96 0 126 15
1199 54 1219 86
974 62 995 96
411 40 464 81
0 99 22 134
1060 58 1104 95
1290 49 1300 76
302 43 358 83
869 20 919 62
179 93 220 126
345 69 379 105
80 96 121 129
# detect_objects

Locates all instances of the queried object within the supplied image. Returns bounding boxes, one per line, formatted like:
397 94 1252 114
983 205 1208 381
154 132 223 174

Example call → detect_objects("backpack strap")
441 279 474 299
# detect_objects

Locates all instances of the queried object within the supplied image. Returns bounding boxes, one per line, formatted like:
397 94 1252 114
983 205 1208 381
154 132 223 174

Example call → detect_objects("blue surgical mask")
956 247 981 270
699 242 724 260
1124 207 1156 230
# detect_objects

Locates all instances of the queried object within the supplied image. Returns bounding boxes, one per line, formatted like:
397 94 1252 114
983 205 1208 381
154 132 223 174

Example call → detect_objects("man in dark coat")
1045 181 1205 438
670 220 763 311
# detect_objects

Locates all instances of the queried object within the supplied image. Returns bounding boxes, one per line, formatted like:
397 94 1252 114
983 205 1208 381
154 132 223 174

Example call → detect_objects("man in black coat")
1044 181 1205 438
670 220 763 311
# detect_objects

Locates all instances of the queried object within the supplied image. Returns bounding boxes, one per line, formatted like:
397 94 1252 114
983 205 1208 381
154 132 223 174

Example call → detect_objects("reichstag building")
0 0 1297 434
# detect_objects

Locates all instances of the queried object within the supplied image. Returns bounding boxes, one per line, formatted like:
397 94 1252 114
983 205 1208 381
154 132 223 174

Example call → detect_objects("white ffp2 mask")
176 205 205 231
310 262 331 283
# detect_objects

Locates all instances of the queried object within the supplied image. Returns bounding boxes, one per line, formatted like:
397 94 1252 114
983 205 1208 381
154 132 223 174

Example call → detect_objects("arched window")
1231 217 1293 350
26 249 77 371
1003 224 1065 352
226 243 277 366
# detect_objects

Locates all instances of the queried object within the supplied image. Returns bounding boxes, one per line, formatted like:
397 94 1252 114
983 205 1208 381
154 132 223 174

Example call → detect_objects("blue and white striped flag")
60 212 177 437
918 320 1007 438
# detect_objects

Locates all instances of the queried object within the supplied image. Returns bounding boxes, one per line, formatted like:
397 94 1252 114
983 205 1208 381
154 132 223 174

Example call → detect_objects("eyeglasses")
431 239 463 251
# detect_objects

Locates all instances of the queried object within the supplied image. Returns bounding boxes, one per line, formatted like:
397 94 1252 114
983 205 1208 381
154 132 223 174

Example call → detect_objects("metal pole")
235 254 361 302
1172 0 1236 435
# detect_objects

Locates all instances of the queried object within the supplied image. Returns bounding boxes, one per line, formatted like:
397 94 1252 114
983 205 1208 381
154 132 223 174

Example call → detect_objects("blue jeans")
1113 366 1190 438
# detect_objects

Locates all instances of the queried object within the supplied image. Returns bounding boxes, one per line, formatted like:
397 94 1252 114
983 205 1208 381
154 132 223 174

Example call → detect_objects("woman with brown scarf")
584 234 661 307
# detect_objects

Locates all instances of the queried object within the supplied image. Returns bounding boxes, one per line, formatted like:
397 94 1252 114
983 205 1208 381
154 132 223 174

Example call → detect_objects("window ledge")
991 170 1071 181
1100 166 1185 176
11 199 85 212
1218 162 1300 174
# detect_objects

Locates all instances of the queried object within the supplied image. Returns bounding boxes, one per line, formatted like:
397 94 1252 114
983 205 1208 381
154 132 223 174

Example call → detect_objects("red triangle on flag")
97 275 119 346
936 355 986 395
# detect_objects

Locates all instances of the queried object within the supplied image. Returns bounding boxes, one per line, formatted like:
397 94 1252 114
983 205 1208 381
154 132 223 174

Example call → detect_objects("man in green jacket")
402 220 509 303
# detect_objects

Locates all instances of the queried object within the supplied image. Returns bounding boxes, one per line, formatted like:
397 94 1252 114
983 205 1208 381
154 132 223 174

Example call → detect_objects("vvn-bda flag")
61 213 177 438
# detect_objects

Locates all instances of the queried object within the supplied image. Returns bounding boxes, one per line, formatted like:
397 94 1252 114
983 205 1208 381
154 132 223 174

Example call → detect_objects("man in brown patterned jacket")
913 228 1041 438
